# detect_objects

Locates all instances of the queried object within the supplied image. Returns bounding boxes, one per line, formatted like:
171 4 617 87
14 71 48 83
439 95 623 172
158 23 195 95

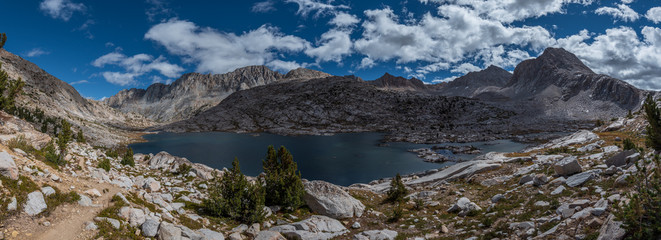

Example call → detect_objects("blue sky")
1 0 661 100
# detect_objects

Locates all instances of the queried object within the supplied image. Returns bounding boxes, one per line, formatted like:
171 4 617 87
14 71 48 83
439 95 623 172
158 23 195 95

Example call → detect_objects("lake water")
130 132 527 186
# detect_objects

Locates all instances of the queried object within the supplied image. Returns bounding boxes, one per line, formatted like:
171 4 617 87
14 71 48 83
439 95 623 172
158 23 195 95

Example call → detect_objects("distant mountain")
496 47 645 119
0 49 152 146
159 47 647 143
434 65 512 98
105 66 331 123
369 73 427 91
161 75 531 143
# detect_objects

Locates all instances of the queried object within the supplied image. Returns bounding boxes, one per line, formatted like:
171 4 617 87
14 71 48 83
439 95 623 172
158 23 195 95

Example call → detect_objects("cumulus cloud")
555 26 661 90
92 52 184 86
330 12 360 27
285 0 349 17
25 48 50 57
354 6 552 78
646 7 661 23
304 29 353 63
252 1 277 13
39 0 86 21
145 19 310 74
451 63 481 74
420 0 594 23
595 4 639 22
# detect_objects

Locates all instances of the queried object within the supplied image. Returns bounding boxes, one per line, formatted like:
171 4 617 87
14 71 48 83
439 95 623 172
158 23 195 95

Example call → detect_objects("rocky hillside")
369 73 427 91
0 49 152 146
162 75 525 143
0 102 652 239
493 48 645 119
434 65 512 99
104 66 331 123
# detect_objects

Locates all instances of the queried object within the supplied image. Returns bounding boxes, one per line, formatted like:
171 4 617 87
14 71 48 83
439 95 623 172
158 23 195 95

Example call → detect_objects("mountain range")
0 47 650 145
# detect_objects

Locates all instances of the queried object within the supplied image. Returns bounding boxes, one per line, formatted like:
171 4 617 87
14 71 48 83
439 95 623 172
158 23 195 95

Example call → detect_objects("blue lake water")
130 132 527 186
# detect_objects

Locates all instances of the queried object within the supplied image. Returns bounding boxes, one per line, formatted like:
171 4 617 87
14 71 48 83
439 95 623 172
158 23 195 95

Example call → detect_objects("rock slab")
303 180 365 219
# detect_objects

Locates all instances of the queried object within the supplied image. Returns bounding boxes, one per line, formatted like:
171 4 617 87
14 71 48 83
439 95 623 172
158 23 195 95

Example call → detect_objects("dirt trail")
32 184 122 240
1 145 125 240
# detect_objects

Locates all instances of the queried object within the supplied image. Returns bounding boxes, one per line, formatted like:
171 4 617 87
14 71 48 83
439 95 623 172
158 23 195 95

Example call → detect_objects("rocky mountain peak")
284 68 332 80
370 73 426 90
434 65 511 98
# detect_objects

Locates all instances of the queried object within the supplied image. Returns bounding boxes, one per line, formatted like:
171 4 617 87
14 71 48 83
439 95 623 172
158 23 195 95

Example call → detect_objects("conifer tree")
644 95 661 151
56 119 72 164
0 33 6 49
76 129 85 143
120 147 135 167
386 173 408 203
206 158 265 223
263 145 305 210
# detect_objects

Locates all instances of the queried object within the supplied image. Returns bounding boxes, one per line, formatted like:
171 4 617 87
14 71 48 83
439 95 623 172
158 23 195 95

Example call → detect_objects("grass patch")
179 214 203 230
125 192 158 213
43 187 80 216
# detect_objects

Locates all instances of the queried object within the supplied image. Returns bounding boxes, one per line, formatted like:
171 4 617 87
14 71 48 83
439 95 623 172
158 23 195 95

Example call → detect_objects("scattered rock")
491 194 504 203
605 150 638 167
41 186 56 196
353 229 398 240
24 191 47 216
85 188 102 198
447 197 482 217
532 174 549 186
352 222 361 229
141 219 160 237
566 170 600 187
270 215 348 240
551 185 565 195
7 196 17 211
518 174 533 185
94 217 120 230
198 228 226 240
78 195 94 207
143 177 161 192
84 221 98 231
303 180 365 219
597 214 625 240
228 232 243 240
0 151 18 180
553 156 582 176
254 231 285 240
157 221 182 240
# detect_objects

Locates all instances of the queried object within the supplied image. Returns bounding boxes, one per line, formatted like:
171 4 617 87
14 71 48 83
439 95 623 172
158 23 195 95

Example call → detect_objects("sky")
1 0 661 100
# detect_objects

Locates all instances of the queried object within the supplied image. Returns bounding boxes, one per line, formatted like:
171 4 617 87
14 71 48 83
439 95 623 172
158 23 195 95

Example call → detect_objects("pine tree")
263 145 306 210
56 119 72 164
0 33 6 49
120 147 135 167
76 129 85 143
205 158 265 223
644 95 661 151
386 173 408 203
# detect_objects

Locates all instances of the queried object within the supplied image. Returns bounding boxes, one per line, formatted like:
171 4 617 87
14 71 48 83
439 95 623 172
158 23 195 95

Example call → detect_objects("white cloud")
354 6 553 76
555 26 661 90
145 19 310 74
70 80 89 85
101 72 140 86
358 57 375 69
420 0 594 24
252 1 276 13
646 7 661 24
595 4 639 22
285 0 349 17
451 63 481 74
330 12 359 27
267 60 303 72
25 48 50 57
305 29 353 63
92 51 184 86
621 0 634 4
39 0 85 21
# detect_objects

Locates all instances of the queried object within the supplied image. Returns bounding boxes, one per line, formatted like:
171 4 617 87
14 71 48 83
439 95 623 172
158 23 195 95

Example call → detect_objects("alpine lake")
130 132 528 186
